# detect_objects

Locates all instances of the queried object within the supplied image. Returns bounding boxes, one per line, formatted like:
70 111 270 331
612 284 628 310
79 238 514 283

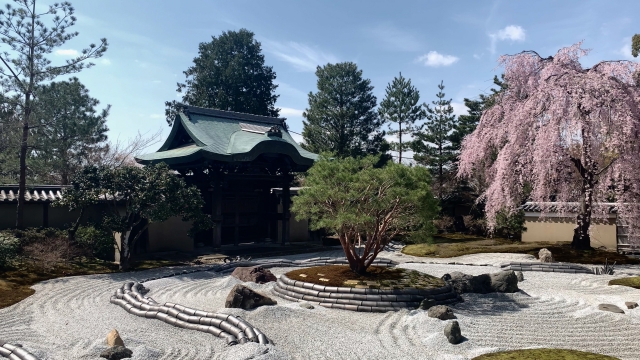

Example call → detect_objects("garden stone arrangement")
500 262 593 274
110 282 270 346
0 340 38 360
274 273 461 312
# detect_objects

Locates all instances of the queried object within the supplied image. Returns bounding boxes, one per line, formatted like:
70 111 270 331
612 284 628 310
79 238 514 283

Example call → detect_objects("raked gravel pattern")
2 248 640 359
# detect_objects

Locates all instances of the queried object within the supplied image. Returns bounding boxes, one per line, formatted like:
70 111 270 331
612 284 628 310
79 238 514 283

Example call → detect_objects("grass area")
472 348 619 359
0 258 185 309
608 276 640 289
402 234 640 265
285 265 445 289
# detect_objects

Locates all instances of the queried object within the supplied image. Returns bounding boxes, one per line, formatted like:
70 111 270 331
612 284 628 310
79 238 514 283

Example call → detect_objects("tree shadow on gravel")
452 292 532 316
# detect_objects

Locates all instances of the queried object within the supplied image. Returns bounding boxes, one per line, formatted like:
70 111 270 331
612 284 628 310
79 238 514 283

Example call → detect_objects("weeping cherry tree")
458 42 640 250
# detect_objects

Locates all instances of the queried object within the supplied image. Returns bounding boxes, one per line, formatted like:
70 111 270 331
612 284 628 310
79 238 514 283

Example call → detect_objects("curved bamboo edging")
110 282 269 346
0 341 38 360
274 274 461 312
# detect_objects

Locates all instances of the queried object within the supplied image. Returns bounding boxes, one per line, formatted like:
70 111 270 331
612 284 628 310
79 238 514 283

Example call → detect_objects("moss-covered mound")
285 265 445 289
472 348 619 360
609 276 640 289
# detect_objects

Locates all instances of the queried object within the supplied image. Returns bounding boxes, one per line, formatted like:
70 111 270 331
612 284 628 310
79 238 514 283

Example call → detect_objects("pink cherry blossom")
458 42 640 248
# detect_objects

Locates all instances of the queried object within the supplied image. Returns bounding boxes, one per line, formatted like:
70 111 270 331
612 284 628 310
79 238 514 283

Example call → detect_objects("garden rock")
444 320 462 344
626 302 638 309
516 271 524 281
231 266 277 284
443 271 492 294
539 248 554 263
225 284 277 310
489 270 519 293
100 345 133 360
598 304 625 314
299 302 314 309
427 305 456 320
106 329 124 347
419 298 438 310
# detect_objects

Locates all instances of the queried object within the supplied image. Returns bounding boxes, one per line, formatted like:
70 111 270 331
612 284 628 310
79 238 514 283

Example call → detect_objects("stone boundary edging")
500 262 593 274
0 341 38 360
110 282 270 346
274 274 460 312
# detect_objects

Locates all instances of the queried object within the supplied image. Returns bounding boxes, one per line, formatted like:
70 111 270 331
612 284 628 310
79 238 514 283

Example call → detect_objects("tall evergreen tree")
413 81 457 201
0 0 108 228
166 29 279 125
31 78 110 185
378 73 425 163
302 62 386 157
450 75 506 152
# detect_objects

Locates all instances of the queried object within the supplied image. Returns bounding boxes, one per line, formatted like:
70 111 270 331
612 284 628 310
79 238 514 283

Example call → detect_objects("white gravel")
2 248 640 359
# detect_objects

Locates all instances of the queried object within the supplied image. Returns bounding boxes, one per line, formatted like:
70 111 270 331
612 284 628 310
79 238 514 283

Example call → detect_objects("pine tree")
166 29 279 125
302 62 386 157
413 81 457 201
378 73 425 163
31 78 110 185
450 75 506 152
0 0 108 228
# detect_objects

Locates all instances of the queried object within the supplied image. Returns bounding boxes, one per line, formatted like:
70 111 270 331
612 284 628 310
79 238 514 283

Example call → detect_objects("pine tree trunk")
398 123 402 164
16 95 31 229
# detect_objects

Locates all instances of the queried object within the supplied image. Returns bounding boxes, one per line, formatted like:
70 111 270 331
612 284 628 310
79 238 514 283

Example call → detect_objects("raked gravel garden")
2 246 640 360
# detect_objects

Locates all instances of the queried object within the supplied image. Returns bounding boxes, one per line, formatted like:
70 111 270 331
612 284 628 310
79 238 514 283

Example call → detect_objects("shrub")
494 210 527 240
463 216 487 236
0 231 20 269
433 216 454 234
75 225 115 261
22 235 81 272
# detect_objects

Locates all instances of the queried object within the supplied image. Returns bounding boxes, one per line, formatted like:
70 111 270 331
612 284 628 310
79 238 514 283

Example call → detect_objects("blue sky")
51 0 639 153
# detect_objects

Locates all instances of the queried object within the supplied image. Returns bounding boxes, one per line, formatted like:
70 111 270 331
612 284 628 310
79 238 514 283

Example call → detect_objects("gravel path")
2 248 640 359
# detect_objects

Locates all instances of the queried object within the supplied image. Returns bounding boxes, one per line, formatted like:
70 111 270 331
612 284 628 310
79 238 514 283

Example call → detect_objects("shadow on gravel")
453 292 531 316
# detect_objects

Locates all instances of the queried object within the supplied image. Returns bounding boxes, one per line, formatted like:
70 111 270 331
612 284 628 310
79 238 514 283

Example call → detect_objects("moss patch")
0 258 184 309
285 265 445 289
402 234 640 265
472 348 619 359
608 276 640 289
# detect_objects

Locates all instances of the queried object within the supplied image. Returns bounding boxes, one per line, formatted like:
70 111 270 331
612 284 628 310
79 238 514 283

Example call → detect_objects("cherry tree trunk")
572 177 595 250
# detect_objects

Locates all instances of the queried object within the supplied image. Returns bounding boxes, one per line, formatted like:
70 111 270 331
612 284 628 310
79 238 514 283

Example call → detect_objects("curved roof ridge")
180 103 285 125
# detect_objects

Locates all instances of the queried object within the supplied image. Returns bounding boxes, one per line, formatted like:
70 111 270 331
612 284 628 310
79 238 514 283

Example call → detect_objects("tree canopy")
292 155 438 274
413 81 457 202
57 163 212 270
379 73 425 164
30 78 110 185
166 28 279 125
302 62 387 157
458 42 640 249
0 0 108 228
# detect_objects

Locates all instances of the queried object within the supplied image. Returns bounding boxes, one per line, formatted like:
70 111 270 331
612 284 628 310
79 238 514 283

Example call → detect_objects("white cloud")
55 49 79 56
264 40 338 72
416 51 459 67
496 25 526 41
451 102 468 116
367 24 422 52
617 37 635 60
489 25 526 53
279 107 304 117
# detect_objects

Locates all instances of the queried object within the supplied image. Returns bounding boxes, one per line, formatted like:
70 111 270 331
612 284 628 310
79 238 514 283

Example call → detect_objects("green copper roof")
136 105 318 170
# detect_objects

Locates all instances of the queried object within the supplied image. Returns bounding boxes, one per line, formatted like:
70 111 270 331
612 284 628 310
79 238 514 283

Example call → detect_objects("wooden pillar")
281 175 291 246
211 177 222 249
